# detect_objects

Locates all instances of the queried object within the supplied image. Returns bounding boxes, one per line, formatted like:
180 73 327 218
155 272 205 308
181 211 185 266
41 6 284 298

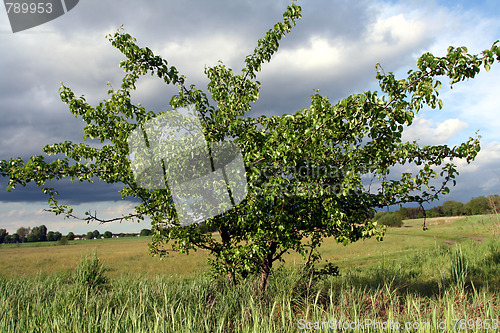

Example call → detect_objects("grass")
0 214 499 332
0 215 497 278
0 236 210 279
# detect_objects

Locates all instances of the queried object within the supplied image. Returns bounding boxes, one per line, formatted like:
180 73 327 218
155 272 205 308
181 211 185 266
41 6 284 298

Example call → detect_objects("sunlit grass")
1 215 500 332
1 214 499 279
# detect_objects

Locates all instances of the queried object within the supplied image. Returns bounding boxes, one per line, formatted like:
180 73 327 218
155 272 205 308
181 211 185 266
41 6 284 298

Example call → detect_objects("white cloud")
402 117 468 145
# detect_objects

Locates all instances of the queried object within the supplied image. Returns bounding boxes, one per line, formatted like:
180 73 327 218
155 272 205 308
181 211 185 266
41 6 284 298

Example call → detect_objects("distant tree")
58 236 68 245
442 200 464 216
432 205 444 217
405 207 425 219
54 231 62 241
0 229 8 244
378 213 404 227
465 196 490 215
30 225 48 242
26 233 37 242
47 231 55 241
4 235 12 244
67 232 75 240
16 227 29 241
92 230 100 239
396 207 409 220
86 231 93 240
12 233 20 243
424 209 438 218
139 229 151 237
488 194 500 214
373 211 388 221
103 231 113 238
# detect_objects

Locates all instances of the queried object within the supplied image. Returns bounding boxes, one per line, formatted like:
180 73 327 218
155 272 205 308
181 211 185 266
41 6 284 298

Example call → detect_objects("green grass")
1 215 500 332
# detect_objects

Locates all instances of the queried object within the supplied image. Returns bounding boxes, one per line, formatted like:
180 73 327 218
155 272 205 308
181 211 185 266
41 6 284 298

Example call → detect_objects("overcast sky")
0 0 499 234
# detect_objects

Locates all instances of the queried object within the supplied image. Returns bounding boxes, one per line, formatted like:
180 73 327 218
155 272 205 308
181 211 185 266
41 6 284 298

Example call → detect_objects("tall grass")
1 237 500 332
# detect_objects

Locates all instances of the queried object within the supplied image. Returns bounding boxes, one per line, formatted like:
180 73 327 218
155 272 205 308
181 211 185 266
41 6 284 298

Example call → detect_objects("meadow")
0 214 499 332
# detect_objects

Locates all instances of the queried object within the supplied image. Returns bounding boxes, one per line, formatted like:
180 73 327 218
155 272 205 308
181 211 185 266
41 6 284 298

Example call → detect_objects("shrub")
378 212 404 227
73 252 108 290
58 236 68 246
373 211 388 221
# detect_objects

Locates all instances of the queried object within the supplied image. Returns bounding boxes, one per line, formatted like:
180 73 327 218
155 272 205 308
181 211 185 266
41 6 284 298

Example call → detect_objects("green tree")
139 229 151 237
86 231 93 240
396 207 409 220
465 196 490 215
103 231 113 238
92 230 100 240
47 231 55 241
425 208 441 218
12 233 20 243
16 227 29 242
0 229 7 244
378 213 403 227
67 232 75 240
489 194 500 214
28 225 47 242
0 3 498 290
442 200 464 216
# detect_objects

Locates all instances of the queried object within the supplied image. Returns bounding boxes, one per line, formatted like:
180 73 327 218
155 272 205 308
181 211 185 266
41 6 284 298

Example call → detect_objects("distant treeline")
394 194 500 220
1 195 499 244
0 227 153 245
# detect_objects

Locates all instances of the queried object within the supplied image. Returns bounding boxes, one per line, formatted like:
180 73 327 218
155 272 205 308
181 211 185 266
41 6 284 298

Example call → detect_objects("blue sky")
0 0 499 234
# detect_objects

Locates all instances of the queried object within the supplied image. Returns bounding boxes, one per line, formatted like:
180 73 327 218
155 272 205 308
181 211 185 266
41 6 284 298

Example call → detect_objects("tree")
28 225 47 242
442 200 464 216
92 230 100 240
16 227 29 242
67 232 75 240
465 196 490 215
47 231 55 241
139 229 151 237
396 207 409 220
54 231 62 241
11 233 20 243
86 231 93 240
0 229 7 244
0 3 498 291
103 231 113 238
489 194 500 214
378 213 403 227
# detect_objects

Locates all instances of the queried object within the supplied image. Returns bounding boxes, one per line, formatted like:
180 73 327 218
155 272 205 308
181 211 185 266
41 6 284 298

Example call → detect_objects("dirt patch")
439 235 486 246
459 234 486 242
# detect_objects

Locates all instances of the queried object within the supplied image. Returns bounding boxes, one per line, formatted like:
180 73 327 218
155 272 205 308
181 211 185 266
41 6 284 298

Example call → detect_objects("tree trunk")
219 225 236 285
259 240 277 292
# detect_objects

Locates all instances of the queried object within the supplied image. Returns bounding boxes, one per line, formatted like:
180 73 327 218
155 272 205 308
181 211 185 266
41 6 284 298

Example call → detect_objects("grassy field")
1 214 499 278
0 214 499 332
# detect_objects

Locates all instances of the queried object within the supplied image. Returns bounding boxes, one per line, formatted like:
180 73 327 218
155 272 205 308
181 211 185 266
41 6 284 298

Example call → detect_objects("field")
1 214 500 332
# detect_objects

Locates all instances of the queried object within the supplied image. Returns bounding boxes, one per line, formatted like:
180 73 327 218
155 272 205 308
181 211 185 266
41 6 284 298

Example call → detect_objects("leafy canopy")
1 3 499 287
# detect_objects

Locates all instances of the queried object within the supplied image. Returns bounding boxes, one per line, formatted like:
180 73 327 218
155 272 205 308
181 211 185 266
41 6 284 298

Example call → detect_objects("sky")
0 0 499 234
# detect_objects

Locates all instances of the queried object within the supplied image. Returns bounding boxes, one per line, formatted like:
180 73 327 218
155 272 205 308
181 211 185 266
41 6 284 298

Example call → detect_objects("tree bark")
259 240 277 292
219 225 236 285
